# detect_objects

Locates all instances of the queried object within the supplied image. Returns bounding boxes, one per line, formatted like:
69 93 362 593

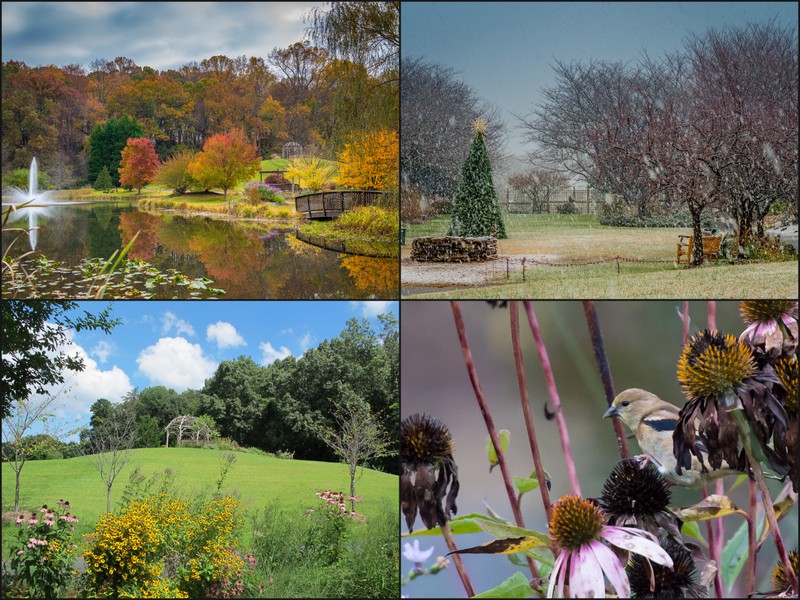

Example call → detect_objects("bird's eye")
620 400 630 407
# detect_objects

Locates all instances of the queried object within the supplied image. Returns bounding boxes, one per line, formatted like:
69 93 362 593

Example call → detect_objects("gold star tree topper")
473 118 487 134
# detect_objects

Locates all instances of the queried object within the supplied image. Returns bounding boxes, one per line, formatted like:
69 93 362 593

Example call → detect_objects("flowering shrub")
83 492 245 598
6 500 80 598
303 490 364 566
244 181 284 205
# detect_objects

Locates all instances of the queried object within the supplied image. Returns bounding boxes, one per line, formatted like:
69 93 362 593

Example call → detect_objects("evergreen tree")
448 119 507 238
87 116 143 187
92 166 113 192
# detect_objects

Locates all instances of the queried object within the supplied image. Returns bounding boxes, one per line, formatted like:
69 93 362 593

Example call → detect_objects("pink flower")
547 496 673 598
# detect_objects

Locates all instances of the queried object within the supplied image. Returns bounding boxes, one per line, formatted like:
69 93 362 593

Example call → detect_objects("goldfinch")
603 388 745 487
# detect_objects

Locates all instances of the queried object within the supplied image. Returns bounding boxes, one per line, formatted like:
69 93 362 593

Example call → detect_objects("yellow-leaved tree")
336 129 398 190
284 157 337 192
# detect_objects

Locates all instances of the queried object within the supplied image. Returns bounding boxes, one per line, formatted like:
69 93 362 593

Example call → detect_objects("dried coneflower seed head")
400 413 455 467
598 459 671 519
677 329 755 400
739 300 797 324
771 550 799 591
775 357 799 412
549 495 604 551
628 536 699 598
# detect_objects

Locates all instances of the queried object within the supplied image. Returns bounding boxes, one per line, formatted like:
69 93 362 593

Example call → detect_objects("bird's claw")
633 454 652 469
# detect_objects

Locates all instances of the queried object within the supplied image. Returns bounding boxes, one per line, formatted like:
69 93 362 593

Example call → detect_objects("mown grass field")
2 447 398 557
402 214 798 298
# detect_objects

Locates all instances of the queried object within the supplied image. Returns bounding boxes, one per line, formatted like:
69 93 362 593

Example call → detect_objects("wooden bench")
677 234 722 264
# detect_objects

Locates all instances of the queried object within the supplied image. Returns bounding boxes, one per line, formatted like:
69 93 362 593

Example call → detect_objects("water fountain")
2 157 84 250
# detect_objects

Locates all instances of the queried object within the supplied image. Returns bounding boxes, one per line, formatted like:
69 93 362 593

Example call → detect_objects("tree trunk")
107 484 112 514
15 467 21 512
691 207 704 266
349 464 357 513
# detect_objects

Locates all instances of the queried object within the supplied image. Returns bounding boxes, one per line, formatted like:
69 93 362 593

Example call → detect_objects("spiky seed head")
628 536 699 598
400 413 454 467
739 300 797 324
771 550 799 591
775 357 799 413
677 329 756 400
549 495 604 551
598 459 671 519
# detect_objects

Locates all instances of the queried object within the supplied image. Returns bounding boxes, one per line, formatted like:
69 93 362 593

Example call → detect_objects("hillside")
2 446 397 555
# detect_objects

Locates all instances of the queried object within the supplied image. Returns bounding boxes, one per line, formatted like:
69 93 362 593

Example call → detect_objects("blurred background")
400 300 797 598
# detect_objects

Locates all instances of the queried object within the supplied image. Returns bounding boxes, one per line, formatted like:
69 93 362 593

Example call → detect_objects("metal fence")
498 187 608 215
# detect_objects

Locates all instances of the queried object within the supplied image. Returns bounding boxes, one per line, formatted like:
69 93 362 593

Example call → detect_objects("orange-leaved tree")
118 137 160 195
188 129 261 208
336 129 398 190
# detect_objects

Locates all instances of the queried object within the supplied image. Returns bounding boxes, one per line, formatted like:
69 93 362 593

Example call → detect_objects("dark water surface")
2 202 399 299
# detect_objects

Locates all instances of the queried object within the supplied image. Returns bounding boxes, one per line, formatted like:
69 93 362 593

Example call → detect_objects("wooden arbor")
164 415 212 448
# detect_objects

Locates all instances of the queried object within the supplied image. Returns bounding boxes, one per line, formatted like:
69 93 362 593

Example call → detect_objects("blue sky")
402 2 799 159
23 300 396 435
2 2 321 70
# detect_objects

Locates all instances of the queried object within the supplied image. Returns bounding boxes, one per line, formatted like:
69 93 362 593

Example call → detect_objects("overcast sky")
402 2 799 161
2 2 320 70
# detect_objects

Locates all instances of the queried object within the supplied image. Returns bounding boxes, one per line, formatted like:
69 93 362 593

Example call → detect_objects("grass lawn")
402 214 798 298
2 447 397 557
261 158 290 171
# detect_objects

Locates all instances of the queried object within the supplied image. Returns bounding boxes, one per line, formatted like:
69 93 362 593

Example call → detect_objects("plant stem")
707 301 726 597
746 478 756 597
681 301 690 345
702 483 724 598
730 408 798 593
450 301 540 579
441 522 475 597
510 301 552 524
523 301 581 497
582 301 629 460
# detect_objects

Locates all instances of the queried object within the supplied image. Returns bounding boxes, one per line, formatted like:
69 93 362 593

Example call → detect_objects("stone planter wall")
411 236 498 262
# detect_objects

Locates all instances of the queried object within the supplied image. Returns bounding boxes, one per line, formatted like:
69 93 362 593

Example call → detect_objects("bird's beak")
603 406 619 419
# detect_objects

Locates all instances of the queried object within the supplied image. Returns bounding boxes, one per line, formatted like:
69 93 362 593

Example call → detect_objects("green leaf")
486 429 511 470
680 520 706 546
404 513 485 537
514 473 540 495
720 507 765 589
474 572 534 598
472 515 550 547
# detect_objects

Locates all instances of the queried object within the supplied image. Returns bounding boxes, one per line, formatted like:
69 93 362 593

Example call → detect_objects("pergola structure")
281 141 302 159
164 415 212 448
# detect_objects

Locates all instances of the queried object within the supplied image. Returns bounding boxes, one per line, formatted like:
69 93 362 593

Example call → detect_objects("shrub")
5 500 80 599
3 167 51 192
82 492 245 598
303 490 364 566
556 196 578 214
243 182 284 205
335 206 399 238
93 166 114 192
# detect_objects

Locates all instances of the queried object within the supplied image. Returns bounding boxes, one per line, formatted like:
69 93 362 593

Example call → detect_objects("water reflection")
2 203 399 299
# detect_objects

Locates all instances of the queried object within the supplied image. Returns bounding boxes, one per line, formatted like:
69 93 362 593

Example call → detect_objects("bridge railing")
295 190 398 218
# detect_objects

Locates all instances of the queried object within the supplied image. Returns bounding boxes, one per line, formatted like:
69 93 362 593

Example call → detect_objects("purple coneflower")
547 495 673 598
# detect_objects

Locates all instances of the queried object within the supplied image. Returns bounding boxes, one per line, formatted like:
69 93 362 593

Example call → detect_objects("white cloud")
162 311 195 337
91 340 113 364
350 301 394 318
260 342 292 366
207 321 246 349
21 329 132 425
137 337 217 392
298 332 315 353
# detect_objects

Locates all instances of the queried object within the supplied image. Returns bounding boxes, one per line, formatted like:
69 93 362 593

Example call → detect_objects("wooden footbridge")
294 190 397 219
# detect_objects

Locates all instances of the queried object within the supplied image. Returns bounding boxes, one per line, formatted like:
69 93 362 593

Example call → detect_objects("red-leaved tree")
118 137 160 195
188 129 261 208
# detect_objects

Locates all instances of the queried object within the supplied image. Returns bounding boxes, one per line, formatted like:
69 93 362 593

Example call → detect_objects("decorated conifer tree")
448 119 507 238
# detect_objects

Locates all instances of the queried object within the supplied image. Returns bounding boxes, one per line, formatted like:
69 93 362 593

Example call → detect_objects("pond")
2 201 399 299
